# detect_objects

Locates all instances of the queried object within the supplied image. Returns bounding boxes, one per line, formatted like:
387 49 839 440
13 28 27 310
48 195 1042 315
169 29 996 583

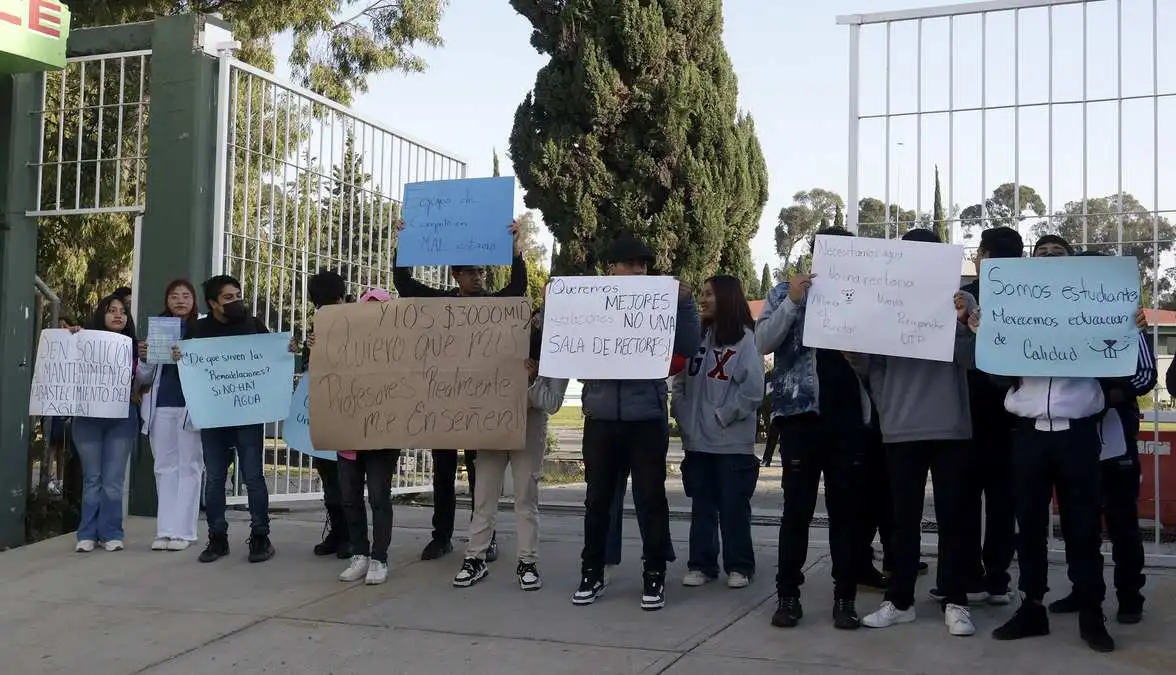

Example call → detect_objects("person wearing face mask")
136 279 204 552
392 220 526 563
572 235 700 612
176 274 286 565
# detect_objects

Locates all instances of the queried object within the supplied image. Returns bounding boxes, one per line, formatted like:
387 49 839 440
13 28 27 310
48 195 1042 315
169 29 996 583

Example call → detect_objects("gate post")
0 72 44 547
127 13 232 517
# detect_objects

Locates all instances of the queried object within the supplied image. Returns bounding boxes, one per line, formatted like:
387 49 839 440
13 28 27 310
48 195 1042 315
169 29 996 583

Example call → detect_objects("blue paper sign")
977 256 1141 377
284 377 336 461
396 176 515 267
177 333 296 429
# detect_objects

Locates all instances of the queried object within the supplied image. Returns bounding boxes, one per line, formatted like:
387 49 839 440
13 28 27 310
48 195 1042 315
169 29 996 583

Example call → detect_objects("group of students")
59 221 1158 655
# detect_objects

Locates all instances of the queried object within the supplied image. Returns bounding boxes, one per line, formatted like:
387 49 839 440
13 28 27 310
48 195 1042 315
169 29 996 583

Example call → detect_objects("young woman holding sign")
72 294 140 553
136 279 204 552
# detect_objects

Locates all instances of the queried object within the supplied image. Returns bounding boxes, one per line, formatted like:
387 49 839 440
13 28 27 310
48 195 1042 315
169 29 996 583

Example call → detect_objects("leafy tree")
756 263 771 300
775 189 843 276
509 0 768 291
960 183 1046 237
856 197 916 239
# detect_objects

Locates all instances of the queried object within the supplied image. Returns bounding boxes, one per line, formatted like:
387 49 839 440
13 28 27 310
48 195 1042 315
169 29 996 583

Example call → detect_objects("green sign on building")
0 0 70 73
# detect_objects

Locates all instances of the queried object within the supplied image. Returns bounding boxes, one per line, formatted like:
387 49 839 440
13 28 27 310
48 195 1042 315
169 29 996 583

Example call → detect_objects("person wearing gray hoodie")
848 228 979 638
671 275 765 591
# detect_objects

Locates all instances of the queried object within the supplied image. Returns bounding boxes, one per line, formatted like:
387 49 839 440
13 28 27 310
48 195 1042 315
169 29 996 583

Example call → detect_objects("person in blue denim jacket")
756 226 873 631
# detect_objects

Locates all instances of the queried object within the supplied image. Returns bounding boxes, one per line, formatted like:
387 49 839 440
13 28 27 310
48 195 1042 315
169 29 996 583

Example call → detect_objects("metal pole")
210 47 236 276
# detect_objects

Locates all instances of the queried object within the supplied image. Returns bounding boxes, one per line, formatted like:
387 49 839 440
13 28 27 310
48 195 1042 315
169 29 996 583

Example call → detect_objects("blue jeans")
682 451 759 577
605 467 677 566
201 424 269 537
73 415 138 542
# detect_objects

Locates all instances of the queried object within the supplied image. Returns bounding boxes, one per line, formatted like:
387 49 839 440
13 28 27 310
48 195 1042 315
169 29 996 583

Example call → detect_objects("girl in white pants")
136 280 204 551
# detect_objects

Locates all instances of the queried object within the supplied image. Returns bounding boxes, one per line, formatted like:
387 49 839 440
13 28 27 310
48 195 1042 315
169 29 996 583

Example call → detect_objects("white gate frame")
839 0 1173 565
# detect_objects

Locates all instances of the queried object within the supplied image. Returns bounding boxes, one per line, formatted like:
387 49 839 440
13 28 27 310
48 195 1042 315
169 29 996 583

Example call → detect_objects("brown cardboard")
308 297 531 451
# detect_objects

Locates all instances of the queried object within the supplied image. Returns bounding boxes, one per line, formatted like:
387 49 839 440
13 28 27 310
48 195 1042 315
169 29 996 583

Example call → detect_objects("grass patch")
549 406 585 429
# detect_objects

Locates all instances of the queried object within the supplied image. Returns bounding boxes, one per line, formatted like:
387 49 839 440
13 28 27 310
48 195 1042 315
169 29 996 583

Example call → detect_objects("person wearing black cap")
756 226 872 631
571 235 701 611
392 220 526 563
979 233 1125 652
939 226 1024 607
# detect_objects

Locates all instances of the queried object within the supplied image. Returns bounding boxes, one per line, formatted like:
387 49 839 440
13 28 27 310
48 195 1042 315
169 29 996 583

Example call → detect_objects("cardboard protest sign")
308 297 530 451
802 235 964 362
977 256 1140 376
29 329 133 418
538 275 679 380
396 176 516 266
177 333 296 429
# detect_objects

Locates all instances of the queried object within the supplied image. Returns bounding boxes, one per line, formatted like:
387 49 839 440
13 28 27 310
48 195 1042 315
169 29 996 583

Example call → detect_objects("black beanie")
1033 234 1074 256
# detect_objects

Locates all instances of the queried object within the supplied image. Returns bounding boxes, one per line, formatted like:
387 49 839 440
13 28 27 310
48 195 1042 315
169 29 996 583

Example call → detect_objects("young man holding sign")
572 236 700 611
393 220 526 562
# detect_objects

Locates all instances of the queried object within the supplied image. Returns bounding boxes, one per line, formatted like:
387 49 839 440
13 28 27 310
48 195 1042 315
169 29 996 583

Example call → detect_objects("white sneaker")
75 539 95 553
103 540 124 552
727 572 751 589
365 560 388 585
945 603 976 636
603 565 613 587
151 538 169 551
682 570 712 587
338 555 370 582
167 539 192 552
863 601 917 628
988 591 1014 606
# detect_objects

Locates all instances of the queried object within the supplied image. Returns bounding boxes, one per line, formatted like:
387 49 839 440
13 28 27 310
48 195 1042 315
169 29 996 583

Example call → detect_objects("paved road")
3 504 1172 674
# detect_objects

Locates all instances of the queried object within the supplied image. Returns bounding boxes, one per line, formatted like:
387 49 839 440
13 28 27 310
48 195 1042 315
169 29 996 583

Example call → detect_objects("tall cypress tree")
933 165 946 242
509 0 768 289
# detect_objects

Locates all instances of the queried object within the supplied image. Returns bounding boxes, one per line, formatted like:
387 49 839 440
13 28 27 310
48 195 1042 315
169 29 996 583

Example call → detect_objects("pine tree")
509 0 768 290
759 263 772 299
933 165 946 242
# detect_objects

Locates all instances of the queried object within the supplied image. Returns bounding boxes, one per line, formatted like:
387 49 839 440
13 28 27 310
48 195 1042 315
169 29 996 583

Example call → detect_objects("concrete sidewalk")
1 505 1173 675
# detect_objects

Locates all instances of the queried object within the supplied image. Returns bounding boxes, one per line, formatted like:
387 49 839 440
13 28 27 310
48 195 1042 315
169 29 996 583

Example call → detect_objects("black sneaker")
771 596 803 628
247 534 275 563
420 538 453 561
453 557 488 588
1048 592 1081 614
858 566 889 592
1116 594 1144 624
641 570 666 611
572 571 605 606
486 534 499 563
1079 609 1115 653
198 534 229 563
833 598 861 630
992 602 1050 641
517 561 542 591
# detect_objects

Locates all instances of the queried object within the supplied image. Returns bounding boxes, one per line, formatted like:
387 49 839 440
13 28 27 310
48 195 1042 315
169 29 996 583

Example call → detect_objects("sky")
273 0 1174 270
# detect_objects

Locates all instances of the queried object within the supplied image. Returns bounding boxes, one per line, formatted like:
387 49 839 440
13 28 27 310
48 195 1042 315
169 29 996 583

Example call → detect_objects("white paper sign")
29 329 134 418
146 316 182 364
539 275 678 380
801 235 964 362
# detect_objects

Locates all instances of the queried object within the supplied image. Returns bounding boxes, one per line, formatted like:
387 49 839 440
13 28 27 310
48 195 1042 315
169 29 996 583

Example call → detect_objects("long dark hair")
87 294 137 340
161 278 200 333
703 275 754 347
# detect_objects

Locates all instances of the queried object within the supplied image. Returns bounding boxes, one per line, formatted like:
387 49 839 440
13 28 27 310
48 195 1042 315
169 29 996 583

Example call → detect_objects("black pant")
339 450 400 563
859 428 893 572
430 449 477 542
314 458 343 511
761 419 781 466
775 414 864 600
1091 455 1145 601
958 427 1016 595
1012 419 1105 607
582 418 671 573
884 440 970 609
682 451 759 577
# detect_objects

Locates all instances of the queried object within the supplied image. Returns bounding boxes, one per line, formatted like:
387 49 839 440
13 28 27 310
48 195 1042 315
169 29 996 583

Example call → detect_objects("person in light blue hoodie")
672 275 764 590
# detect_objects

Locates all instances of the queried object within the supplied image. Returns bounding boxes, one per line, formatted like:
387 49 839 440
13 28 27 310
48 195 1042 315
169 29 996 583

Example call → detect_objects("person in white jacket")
135 279 204 551
454 305 569 591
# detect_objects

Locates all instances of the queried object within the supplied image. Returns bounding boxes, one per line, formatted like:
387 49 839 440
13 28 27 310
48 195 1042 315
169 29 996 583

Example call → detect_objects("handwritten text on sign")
396 176 516 267
177 333 296 429
977 256 1140 377
802 235 964 362
29 329 133 418
539 276 678 379
308 297 531 451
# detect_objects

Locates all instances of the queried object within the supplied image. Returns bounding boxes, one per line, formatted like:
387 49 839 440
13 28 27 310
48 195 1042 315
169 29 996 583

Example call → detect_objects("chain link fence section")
214 58 466 504
30 51 151 217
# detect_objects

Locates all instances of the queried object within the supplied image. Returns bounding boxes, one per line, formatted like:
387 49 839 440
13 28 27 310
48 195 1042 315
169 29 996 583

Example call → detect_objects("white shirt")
1004 377 1105 432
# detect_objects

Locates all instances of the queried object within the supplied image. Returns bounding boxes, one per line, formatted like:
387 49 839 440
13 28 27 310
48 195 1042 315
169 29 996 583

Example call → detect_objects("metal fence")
212 55 466 504
841 0 1174 563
